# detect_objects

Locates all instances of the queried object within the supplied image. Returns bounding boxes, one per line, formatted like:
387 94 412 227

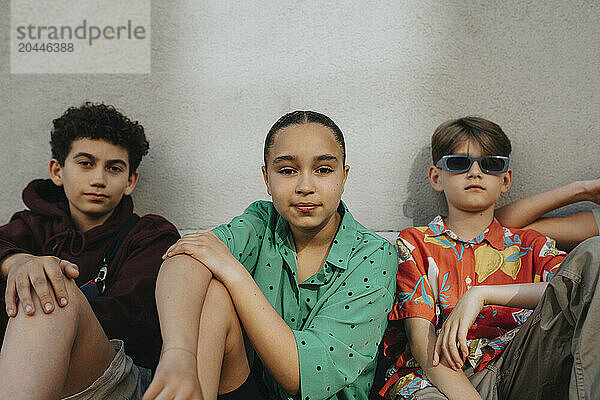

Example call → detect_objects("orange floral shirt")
380 216 566 399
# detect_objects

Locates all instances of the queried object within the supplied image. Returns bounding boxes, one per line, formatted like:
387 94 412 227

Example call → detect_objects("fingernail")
60 297 67 306
25 305 33 313
45 303 53 312
7 308 15 316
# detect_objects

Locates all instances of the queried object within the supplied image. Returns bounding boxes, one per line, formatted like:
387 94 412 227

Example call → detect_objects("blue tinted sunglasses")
436 155 510 174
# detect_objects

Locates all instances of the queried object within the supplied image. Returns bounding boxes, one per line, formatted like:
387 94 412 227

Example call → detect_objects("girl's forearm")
155 255 213 353
224 268 300 395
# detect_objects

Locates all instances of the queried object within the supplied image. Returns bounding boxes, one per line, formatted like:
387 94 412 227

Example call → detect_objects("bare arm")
405 318 482 400
495 179 600 250
434 283 547 369
523 212 598 252
159 231 300 394
477 282 547 308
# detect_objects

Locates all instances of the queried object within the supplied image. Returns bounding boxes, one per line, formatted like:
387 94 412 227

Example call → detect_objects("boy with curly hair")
0 103 179 400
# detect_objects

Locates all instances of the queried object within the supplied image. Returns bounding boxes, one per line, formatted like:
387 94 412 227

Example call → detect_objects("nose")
466 160 483 178
295 171 315 195
90 167 107 187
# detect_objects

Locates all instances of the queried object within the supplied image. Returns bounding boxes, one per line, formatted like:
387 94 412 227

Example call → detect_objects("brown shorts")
62 339 152 400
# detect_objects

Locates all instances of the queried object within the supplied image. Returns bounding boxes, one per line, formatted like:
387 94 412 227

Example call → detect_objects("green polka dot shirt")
213 201 398 400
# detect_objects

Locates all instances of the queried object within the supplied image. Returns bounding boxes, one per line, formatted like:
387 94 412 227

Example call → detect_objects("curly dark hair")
50 102 149 175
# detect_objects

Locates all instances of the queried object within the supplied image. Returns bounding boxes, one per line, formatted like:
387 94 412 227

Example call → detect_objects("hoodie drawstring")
43 229 86 257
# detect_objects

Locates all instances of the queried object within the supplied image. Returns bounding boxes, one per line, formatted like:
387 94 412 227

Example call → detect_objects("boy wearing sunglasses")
378 117 600 399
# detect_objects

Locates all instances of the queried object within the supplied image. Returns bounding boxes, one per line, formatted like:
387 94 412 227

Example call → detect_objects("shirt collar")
425 215 505 250
274 200 355 272
324 201 356 271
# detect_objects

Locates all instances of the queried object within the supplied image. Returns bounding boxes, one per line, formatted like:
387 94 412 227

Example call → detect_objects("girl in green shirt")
143 111 397 400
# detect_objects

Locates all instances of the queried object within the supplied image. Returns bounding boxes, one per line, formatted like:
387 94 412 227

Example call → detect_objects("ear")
428 166 444 192
49 159 64 187
124 171 139 196
342 165 350 187
261 165 271 196
500 169 512 193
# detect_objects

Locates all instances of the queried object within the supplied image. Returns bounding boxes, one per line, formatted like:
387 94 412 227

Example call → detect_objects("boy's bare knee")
18 279 88 324
59 278 89 314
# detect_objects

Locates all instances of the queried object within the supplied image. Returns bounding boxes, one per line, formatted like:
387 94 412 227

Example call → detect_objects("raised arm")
495 179 600 250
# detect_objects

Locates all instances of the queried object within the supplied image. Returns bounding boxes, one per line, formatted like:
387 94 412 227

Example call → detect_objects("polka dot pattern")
211 200 398 400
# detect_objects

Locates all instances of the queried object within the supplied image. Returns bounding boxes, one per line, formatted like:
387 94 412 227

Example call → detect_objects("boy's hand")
2 253 79 317
142 348 203 400
163 231 244 283
433 287 485 371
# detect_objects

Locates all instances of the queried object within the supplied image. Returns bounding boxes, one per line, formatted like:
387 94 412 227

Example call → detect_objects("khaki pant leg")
407 386 448 400
499 236 600 400
406 363 501 400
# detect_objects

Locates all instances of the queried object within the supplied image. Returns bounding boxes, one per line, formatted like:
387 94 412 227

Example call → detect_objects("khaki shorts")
592 208 600 233
62 339 152 400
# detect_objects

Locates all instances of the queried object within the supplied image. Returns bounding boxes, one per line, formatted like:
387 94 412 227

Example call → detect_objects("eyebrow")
315 154 338 162
272 154 338 164
72 152 128 166
272 155 295 164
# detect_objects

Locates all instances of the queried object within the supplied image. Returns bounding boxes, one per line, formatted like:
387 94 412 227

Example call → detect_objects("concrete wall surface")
1 1 598 232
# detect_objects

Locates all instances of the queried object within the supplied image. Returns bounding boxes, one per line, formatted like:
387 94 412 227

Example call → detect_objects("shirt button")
465 276 472 285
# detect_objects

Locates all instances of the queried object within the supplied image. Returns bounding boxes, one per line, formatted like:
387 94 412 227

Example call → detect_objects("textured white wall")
1 1 599 232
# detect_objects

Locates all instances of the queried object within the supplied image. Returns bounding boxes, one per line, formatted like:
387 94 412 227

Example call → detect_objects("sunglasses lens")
481 157 506 172
446 156 470 171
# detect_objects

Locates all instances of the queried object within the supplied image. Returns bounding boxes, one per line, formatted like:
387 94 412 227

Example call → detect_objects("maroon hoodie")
0 179 179 370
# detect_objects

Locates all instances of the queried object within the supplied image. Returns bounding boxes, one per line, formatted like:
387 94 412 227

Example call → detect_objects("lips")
465 184 485 190
84 193 109 201
292 202 321 212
